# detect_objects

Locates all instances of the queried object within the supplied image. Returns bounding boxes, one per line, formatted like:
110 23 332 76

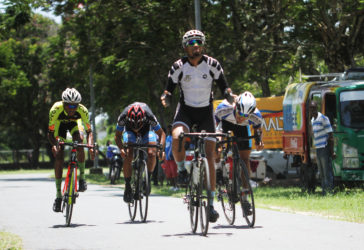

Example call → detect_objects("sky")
34 7 62 24
0 3 62 24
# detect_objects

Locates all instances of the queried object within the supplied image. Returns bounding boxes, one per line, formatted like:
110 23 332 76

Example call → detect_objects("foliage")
1 0 364 151
0 2 58 167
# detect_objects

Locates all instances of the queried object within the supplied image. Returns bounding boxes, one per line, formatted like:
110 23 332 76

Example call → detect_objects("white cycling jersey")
166 55 228 108
215 99 263 128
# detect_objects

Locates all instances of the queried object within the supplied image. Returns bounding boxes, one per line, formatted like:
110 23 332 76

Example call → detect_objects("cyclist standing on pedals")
114 102 166 203
48 88 95 212
215 91 264 215
160 29 235 223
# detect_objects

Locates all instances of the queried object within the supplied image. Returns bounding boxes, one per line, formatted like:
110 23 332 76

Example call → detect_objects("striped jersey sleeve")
311 112 333 148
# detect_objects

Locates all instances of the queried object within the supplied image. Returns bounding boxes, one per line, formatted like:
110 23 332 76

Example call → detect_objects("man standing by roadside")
310 101 335 195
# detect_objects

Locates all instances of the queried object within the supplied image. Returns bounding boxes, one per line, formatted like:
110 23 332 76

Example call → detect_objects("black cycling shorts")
57 121 80 140
173 103 215 133
221 120 252 150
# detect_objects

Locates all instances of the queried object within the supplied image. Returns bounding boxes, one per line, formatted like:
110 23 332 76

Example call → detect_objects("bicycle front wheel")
188 162 198 233
199 158 210 236
139 160 149 222
128 166 138 221
64 167 76 226
218 174 235 225
239 159 255 227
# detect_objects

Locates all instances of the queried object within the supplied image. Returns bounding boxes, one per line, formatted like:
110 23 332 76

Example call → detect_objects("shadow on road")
51 223 96 228
162 231 233 237
117 219 165 224
212 224 263 230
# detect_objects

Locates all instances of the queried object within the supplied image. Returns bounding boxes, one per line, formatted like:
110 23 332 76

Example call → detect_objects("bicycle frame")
217 132 258 227
58 141 95 226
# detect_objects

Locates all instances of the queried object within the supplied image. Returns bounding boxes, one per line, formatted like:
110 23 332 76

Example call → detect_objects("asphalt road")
0 173 363 250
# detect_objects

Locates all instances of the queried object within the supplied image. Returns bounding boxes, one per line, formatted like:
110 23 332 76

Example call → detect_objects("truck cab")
283 75 364 192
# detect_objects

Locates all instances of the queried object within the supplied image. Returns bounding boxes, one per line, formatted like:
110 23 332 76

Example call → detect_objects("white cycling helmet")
235 91 256 115
182 29 206 48
62 88 82 104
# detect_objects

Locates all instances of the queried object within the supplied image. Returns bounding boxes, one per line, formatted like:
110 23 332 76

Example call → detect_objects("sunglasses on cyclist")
186 39 203 47
66 103 78 109
236 109 250 118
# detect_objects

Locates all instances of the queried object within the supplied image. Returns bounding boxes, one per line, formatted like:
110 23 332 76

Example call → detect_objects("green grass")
254 186 364 223
0 231 23 250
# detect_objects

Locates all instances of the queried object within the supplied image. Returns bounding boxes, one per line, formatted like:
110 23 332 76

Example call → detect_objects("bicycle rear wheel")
199 158 210 236
188 162 198 233
139 160 149 222
64 167 76 226
128 167 138 221
239 159 255 227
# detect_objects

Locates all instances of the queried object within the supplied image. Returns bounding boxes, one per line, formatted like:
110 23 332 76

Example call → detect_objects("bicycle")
216 132 258 227
178 130 226 236
59 141 95 226
123 137 162 222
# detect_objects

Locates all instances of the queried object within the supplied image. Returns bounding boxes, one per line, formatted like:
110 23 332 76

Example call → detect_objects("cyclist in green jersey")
48 88 95 212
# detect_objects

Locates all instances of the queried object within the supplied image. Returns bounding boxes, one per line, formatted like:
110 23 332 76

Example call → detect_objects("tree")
0 1 58 167
290 0 364 72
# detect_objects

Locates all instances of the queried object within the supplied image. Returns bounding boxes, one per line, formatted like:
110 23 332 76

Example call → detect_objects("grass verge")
0 231 23 250
254 186 364 223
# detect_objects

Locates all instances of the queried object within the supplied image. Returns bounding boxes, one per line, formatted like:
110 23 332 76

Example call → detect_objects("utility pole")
89 65 102 174
194 0 201 30
86 2 102 174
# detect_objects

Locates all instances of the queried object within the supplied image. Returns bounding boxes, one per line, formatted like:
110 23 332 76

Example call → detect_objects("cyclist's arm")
86 130 94 146
48 102 63 146
155 127 166 148
48 131 58 146
114 130 124 150
211 62 235 104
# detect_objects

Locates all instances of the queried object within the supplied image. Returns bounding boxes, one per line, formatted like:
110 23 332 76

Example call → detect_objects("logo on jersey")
202 74 207 79
184 75 191 82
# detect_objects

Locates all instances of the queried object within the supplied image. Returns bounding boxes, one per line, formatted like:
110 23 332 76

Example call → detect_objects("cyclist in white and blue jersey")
115 102 166 203
215 91 264 174
215 91 264 215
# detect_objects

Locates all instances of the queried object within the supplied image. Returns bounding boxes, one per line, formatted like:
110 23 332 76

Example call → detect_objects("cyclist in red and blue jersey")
48 88 95 212
115 102 166 203
161 29 235 223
